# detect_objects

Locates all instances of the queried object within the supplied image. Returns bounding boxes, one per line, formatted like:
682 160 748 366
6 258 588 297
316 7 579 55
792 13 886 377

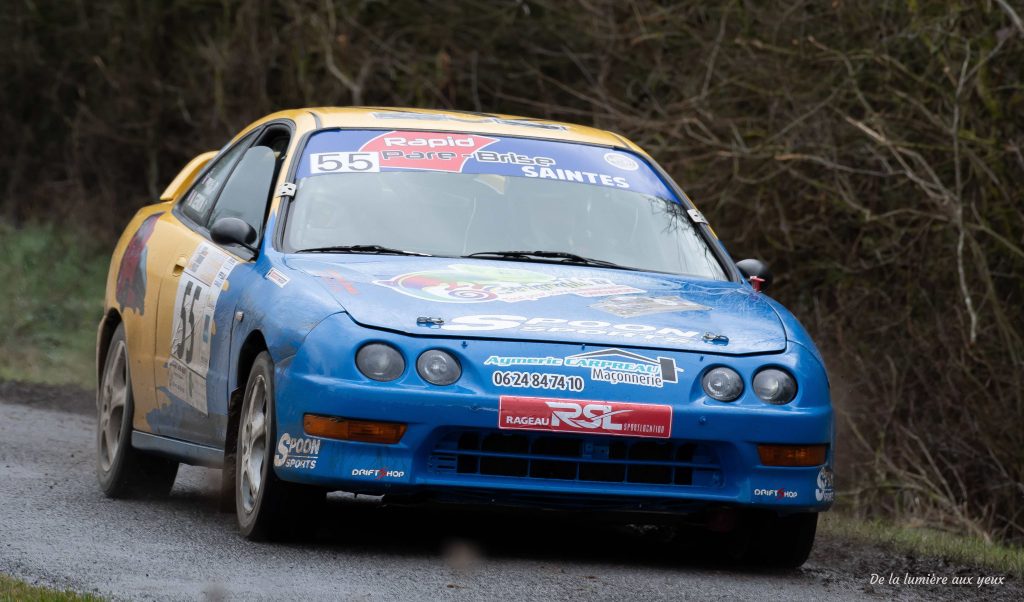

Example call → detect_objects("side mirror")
736 259 773 292
210 217 256 248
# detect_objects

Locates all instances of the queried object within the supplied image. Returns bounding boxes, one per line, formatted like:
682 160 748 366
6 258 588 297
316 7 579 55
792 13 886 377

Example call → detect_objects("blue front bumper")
271 313 835 514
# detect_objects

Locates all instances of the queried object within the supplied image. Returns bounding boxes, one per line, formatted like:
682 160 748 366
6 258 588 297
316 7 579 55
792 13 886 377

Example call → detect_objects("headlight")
356 343 405 381
752 368 797 404
702 367 743 401
416 349 461 386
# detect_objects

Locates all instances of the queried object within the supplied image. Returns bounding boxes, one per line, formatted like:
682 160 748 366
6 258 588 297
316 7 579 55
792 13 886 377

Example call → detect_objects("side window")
206 127 291 243
207 146 277 238
179 132 257 225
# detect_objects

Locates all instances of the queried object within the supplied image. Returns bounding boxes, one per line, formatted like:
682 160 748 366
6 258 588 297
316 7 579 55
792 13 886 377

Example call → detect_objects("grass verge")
0 573 101 601
820 512 1024 578
0 222 108 389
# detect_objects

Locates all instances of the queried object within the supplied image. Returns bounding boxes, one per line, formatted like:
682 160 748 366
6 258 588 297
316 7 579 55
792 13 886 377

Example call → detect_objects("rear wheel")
96 323 178 497
235 351 324 540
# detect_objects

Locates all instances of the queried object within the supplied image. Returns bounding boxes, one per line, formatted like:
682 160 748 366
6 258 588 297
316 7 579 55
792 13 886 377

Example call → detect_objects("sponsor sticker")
486 348 682 389
754 487 798 500
168 243 239 413
351 467 406 480
273 433 320 470
492 371 586 392
360 131 498 173
266 267 290 288
443 315 699 345
474 150 555 167
183 174 219 215
296 130 675 197
374 263 642 304
314 269 359 295
499 395 672 438
815 466 835 502
115 213 161 316
591 295 710 318
604 152 639 171
167 359 206 413
520 166 630 189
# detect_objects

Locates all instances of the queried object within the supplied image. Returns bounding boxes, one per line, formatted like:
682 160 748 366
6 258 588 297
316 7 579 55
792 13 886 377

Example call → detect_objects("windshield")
284 129 727 280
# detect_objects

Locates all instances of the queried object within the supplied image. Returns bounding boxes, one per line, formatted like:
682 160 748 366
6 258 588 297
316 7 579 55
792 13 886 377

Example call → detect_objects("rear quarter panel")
101 203 173 419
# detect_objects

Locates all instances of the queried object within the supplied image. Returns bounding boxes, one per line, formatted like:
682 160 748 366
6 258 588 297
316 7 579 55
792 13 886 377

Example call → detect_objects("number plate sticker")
310 151 381 173
498 395 672 438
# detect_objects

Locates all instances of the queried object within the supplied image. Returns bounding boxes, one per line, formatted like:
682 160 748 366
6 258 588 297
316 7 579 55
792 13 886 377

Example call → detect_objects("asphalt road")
0 382 1018 601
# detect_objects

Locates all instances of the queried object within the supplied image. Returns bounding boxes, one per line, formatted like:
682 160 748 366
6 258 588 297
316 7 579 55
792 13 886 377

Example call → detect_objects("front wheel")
234 351 324 540
96 323 178 498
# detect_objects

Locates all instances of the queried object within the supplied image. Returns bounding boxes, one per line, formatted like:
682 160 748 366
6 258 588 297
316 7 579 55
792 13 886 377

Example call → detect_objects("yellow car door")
144 134 258 441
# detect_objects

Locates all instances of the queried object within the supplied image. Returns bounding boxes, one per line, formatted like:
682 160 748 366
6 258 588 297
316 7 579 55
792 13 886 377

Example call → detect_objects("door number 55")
310 152 380 174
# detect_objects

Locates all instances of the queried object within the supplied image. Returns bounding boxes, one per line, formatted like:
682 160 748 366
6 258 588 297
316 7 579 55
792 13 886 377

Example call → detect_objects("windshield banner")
296 129 675 199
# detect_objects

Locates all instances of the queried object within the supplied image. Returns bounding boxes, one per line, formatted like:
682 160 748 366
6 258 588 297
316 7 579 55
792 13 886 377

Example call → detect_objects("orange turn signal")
757 444 827 467
303 414 406 444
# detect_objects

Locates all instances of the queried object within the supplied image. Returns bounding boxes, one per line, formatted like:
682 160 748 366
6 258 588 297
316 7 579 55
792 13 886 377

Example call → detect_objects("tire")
235 351 325 541
96 323 179 498
740 511 818 568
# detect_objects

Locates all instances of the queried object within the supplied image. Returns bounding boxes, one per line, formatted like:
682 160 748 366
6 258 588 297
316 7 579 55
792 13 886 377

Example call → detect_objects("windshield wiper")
465 250 633 270
296 244 431 256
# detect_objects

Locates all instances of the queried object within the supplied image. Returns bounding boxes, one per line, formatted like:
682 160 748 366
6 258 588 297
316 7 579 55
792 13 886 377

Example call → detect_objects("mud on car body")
96 107 833 566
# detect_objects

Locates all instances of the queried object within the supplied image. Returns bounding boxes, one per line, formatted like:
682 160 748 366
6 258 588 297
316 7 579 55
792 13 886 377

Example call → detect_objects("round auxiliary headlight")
356 343 405 382
752 369 797 405
416 349 462 386
702 367 744 402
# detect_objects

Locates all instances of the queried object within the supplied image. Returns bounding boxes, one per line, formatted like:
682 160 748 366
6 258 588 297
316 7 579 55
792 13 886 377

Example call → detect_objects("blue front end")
271 305 834 515
254 125 835 519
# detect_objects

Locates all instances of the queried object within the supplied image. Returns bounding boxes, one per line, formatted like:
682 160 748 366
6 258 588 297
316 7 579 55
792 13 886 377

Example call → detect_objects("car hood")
285 255 786 355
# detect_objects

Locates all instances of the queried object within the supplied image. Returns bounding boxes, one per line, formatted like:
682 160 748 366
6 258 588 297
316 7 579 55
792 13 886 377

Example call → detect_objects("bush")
0 222 108 388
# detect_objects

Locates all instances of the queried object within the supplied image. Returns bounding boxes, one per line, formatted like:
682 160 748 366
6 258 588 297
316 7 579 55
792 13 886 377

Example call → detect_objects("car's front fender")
225 254 345 397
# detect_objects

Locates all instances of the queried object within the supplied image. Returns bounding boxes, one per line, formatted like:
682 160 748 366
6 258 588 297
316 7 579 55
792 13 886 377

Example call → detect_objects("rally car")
97 107 833 566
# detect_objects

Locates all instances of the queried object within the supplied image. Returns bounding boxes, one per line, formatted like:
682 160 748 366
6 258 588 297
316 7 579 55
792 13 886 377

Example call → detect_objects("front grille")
428 430 722 488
